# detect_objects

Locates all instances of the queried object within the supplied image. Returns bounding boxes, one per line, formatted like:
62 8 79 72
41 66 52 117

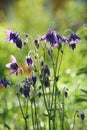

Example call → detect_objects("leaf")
43 113 49 117
77 67 87 75
80 89 87 94
75 97 87 102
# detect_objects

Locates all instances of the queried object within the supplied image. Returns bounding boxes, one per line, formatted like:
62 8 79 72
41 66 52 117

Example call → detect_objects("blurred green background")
0 0 87 130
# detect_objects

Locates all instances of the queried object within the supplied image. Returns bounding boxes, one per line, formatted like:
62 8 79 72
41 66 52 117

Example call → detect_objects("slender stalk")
4 122 11 130
17 94 25 118
31 103 35 130
17 94 28 130
56 45 65 76
62 88 65 130
34 98 39 130
72 111 78 130
25 118 28 130
26 97 28 117
41 83 49 113
50 53 56 109
50 48 59 130
41 83 52 130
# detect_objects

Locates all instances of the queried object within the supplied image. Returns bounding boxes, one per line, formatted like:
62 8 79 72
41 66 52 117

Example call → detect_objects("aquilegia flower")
0 77 11 88
40 30 57 46
68 32 81 50
6 55 19 75
5 30 22 49
41 65 50 77
20 86 30 98
40 30 67 47
25 55 33 66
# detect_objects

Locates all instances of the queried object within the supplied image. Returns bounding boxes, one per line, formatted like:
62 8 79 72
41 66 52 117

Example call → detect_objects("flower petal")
6 63 11 68
10 55 17 63
6 37 10 42
9 70 17 75
40 35 46 41
5 30 12 35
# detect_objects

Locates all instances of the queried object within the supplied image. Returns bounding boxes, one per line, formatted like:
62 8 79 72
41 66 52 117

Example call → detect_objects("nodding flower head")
68 32 81 50
6 55 19 75
5 30 22 49
0 77 11 88
80 112 85 121
41 65 50 77
20 86 30 98
34 39 39 49
25 55 33 66
40 30 67 47
40 30 58 46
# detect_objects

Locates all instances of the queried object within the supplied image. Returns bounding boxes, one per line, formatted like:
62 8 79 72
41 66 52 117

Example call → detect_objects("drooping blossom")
25 55 33 66
6 55 19 75
40 30 67 47
80 112 85 121
5 30 22 49
68 32 81 50
34 39 39 49
0 77 11 88
20 86 30 98
40 30 57 46
41 65 50 77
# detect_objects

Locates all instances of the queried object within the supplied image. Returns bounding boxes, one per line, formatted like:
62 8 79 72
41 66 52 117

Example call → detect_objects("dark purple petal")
32 75 37 86
26 56 33 66
68 32 81 44
10 63 19 70
40 30 57 46
80 113 85 121
15 37 22 49
0 77 11 87
9 70 17 75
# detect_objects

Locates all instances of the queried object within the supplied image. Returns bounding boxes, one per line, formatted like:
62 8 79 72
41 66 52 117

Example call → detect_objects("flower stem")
34 98 39 130
72 111 78 130
31 102 35 130
17 93 28 130
62 88 65 130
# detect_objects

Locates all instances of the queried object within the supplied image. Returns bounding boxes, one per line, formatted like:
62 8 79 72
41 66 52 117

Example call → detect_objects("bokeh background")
0 0 87 130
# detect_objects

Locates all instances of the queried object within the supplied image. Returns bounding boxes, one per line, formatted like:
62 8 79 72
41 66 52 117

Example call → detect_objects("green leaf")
77 67 87 75
75 97 87 102
80 89 87 94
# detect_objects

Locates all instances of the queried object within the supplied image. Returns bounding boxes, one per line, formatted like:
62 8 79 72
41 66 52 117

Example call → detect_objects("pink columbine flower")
6 55 19 75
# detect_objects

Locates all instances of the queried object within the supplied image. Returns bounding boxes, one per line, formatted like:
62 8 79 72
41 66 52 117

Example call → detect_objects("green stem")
72 111 77 130
31 103 35 130
17 94 25 118
50 53 56 109
34 98 39 130
41 83 49 113
62 88 65 130
26 97 28 117
17 94 28 130
50 48 59 130
56 45 65 76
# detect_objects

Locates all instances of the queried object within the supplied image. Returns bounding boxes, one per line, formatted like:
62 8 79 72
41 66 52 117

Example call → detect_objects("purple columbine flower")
0 77 11 87
6 55 19 75
5 30 22 49
68 32 81 50
40 30 67 47
40 30 58 46
20 86 30 98
25 56 33 66
34 39 39 49
41 65 50 77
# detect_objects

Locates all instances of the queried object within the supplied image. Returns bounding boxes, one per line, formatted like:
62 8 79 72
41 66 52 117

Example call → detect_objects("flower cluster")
0 29 84 130
40 30 81 50
4 29 81 94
